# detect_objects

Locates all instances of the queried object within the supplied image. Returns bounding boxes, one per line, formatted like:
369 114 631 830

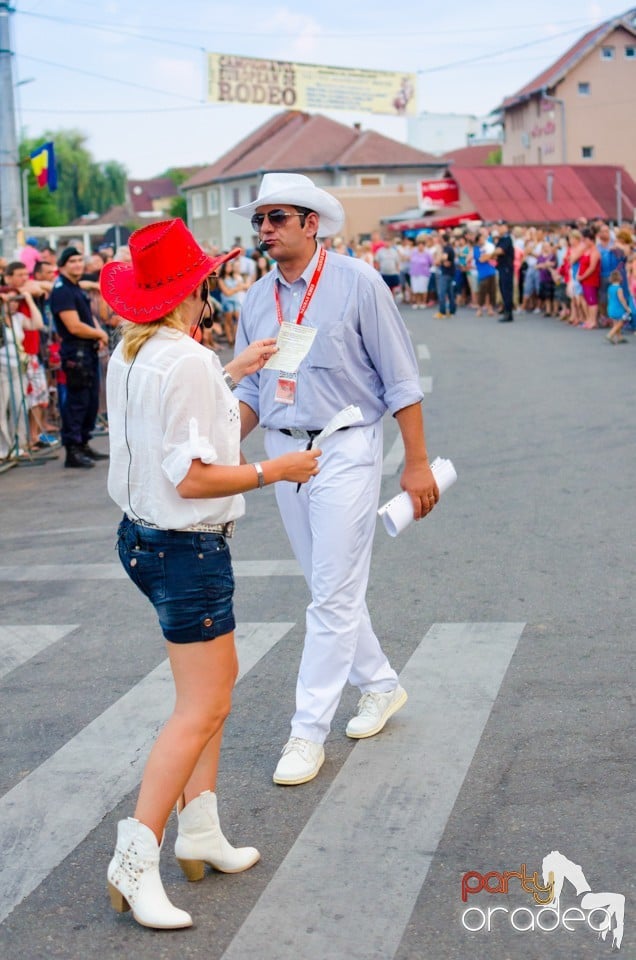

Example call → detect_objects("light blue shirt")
234 246 423 430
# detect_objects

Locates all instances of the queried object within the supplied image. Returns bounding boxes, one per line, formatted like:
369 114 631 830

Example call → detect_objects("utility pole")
0 1 22 259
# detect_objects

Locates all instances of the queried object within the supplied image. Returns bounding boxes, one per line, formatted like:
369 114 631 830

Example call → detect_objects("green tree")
486 147 502 165
20 129 128 226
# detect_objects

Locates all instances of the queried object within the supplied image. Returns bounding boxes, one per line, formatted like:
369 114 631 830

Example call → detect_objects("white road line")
0 621 293 924
382 434 404 475
2 525 114 540
0 625 78 681
417 344 431 360
419 374 433 393
0 560 302 581
221 622 524 960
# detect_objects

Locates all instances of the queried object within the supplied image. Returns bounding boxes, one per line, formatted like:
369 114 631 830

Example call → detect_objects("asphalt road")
0 304 633 960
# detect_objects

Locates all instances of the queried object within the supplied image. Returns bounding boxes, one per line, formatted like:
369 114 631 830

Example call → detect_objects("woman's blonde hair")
120 305 187 362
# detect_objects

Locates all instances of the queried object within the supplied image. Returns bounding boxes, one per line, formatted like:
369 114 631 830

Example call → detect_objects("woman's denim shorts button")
203 617 213 628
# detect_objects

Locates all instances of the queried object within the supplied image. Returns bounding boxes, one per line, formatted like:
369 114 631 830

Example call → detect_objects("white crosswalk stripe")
0 622 293 924
0 625 78 680
0 560 302 581
220 622 524 960
0 616 523 960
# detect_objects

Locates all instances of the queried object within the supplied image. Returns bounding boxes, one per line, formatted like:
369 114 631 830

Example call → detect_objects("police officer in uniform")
493 220 515 322
49 247 109 467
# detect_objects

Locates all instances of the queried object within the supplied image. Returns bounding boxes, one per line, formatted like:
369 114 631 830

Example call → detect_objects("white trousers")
264 423 398 743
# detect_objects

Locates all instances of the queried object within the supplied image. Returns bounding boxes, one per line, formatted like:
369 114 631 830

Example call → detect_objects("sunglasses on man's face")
250 209 305 231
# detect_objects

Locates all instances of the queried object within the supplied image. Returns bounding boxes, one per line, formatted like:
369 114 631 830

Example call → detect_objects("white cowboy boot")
175 790 260 881
107 818 192 929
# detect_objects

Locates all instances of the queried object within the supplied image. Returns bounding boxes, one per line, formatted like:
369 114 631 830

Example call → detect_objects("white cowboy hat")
229 172 344 237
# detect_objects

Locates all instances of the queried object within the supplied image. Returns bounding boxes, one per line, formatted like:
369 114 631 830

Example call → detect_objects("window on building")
578 81 591 95
191 192 203 218
232 186 240 207
357 175 384 186
601 46 615 59
625 46 635 59
207 188 218 215
249 184 259 202
581 146 594 159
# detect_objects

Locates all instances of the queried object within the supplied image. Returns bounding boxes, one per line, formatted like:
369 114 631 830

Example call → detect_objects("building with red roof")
384 165 636 233
497 8 636 179
180 110 447 248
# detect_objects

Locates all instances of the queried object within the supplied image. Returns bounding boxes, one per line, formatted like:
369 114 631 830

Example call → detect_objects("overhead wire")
17 54 204 103
13 8 605 119
16 7 602 41
14 18 596 111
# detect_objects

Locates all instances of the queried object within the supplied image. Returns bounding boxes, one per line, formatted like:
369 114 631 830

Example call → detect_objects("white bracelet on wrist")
253 462 265 488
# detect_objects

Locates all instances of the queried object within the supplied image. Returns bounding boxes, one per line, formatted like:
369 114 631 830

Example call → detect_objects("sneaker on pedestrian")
345 685 408 739
433 312 447 319
273 737 325 786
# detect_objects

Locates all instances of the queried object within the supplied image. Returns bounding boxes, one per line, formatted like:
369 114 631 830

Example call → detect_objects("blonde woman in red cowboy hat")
100 219 320 931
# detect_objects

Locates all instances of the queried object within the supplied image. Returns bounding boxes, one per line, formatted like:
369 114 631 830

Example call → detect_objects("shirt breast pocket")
304 320 345 371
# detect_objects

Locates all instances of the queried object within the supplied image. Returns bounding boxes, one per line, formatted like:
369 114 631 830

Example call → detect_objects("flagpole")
22 167 29 228
0 0 23 259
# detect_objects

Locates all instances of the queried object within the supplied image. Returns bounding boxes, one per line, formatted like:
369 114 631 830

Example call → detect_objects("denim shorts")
117 515 235 644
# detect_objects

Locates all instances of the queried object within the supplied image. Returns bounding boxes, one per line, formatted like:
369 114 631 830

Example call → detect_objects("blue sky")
12 0 620 177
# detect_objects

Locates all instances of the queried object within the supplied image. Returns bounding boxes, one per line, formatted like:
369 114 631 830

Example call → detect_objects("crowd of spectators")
1 217 634 468
0 237 270 466
332 218 635 339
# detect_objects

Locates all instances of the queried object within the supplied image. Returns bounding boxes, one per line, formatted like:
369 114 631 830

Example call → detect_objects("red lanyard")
274 246 326 326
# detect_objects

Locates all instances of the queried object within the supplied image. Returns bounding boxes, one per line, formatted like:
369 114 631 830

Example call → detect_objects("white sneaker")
345 685 408 739
273 737 325 786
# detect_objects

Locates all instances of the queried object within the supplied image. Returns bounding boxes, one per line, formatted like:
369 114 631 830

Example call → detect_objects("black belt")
279 426 350 492
279 427 350 440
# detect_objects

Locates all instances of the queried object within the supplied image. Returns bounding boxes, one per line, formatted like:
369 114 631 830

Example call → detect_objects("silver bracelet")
253 462 265 488
222 369 238 392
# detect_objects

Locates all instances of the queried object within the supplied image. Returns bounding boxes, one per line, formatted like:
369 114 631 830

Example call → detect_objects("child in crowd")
605 269 631 344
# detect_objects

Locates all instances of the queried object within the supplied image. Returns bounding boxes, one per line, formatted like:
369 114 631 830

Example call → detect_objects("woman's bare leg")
134 631 238 841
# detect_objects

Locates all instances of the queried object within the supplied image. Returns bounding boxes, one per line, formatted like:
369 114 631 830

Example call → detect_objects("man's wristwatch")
222 369 238 392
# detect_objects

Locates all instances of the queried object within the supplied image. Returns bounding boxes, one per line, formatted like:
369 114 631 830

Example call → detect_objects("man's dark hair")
293 205 314 227
5 261 28 276
33 260 51 277
582 227 594 240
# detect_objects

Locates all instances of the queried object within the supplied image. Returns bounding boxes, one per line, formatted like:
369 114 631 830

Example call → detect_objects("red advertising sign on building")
420 178 459 208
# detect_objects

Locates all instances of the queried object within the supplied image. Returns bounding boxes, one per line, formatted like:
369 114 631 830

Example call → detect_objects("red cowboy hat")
100 219 240 324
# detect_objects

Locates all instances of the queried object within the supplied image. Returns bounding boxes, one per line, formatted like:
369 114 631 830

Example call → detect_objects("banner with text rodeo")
207 53 417 117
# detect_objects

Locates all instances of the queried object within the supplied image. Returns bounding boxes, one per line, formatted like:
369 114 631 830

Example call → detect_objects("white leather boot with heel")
175 790 260 881
107 818 192 929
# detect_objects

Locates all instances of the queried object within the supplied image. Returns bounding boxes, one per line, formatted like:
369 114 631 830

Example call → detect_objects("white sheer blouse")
107 327 245 529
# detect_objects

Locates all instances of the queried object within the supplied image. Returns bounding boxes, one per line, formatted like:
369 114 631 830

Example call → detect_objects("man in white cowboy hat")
230 173 439 786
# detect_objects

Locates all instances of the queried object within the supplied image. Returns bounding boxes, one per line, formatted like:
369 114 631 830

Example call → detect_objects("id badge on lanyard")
272 247 326 406
275 372 297 405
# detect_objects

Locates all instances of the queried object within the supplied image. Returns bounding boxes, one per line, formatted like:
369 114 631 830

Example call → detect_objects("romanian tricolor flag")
29 141 58 192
